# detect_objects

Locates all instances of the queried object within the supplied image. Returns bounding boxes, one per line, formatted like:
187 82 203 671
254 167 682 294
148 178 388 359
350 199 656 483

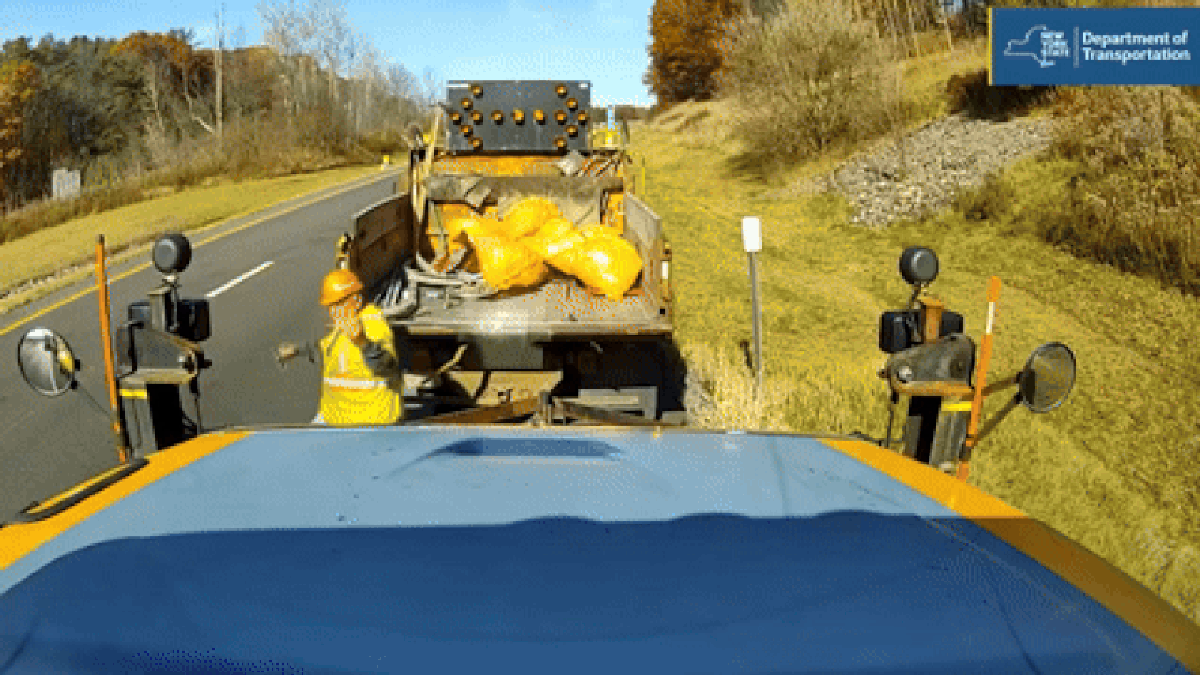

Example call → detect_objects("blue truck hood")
0 426 1195 674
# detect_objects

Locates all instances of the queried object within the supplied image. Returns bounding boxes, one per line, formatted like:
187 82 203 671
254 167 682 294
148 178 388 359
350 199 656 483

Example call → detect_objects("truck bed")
351 190 671 340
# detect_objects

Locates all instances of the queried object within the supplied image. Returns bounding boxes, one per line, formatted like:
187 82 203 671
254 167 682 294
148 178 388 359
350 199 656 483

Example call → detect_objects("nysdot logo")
1005 25 1070 67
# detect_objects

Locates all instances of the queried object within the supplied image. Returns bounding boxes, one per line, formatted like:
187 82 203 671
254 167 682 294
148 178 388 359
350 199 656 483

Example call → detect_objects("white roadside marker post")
742 216 764 397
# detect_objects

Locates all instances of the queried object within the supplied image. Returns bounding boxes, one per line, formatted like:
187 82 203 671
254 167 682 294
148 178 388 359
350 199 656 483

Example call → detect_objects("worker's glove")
276 342 299 362
275 341 315 369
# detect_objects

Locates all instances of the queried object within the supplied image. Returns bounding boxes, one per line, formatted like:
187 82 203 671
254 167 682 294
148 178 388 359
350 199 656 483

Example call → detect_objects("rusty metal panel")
624 194 666 306
415 396 541 425
444 371 563 406
351 195 413 293
554 400 666 427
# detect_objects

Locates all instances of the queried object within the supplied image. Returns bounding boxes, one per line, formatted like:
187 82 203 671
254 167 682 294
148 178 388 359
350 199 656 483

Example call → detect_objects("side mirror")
1018 342 1076 413
17 328 79 397
152 233 192 275
898 246 939 286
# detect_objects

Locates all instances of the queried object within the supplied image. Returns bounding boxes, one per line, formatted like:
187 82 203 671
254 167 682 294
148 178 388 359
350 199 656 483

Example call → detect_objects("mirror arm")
906 283 924 311
981 372 1021 398
969 393 1022 449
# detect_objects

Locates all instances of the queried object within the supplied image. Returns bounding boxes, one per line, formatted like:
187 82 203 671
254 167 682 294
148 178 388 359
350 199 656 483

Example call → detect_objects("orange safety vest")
318 303 403 425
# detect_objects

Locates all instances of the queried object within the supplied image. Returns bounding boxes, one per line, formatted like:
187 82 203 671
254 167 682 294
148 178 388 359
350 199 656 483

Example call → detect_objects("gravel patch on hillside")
780 113 1059 227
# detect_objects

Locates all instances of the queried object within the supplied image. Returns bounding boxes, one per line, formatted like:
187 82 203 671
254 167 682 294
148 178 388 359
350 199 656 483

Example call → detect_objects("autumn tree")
645 0 741 106
111 30 215 138
258 0 425 152
0 12 426 214
0 60 40 207
0 35 146 204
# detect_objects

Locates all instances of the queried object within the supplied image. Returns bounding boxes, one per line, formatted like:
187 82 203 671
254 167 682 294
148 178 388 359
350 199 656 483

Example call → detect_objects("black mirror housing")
899 246 939 286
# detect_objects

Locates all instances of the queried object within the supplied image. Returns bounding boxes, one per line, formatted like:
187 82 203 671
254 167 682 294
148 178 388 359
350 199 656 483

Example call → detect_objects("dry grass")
1047 87 1200 294
897 36 991 122
682 341 795 431
718 0 902 174
0 112 379 248
951 86 1200 297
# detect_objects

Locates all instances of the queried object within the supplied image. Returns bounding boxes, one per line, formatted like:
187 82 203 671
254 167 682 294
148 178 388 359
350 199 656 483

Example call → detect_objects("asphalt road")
0 169 403 519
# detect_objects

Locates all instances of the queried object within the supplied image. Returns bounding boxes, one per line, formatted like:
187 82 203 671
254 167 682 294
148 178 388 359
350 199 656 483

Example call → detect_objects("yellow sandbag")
509 257 551 288
459 216 505 239
523 217 586 275
456 217 505 273
572 233 642 300
467 234 547 291
500 197 561 239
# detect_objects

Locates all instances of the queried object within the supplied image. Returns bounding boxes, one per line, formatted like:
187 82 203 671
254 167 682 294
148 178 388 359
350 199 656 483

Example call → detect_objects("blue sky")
1 0 657 106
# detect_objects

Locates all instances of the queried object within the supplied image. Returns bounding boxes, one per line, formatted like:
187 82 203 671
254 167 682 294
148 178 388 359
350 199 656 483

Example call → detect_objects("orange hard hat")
319 268 363 306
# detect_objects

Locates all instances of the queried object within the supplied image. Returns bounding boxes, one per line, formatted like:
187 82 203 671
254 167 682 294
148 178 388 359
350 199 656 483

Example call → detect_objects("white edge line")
206 261 274 299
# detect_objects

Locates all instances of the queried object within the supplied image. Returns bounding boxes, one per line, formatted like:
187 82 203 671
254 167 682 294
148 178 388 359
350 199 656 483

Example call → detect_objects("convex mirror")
17 328 79 397
1019 342 1076 413
899 246 939 286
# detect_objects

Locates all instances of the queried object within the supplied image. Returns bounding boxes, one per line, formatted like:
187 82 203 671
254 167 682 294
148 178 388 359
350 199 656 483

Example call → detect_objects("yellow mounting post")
961 276 1002 481
95 235 130 464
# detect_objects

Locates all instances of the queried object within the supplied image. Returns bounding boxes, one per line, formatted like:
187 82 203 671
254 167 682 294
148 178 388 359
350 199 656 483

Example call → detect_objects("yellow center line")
0 171 397 338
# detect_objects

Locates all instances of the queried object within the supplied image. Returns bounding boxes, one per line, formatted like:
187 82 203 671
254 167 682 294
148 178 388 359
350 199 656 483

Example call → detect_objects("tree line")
0 0 431 215
643 0 1073 109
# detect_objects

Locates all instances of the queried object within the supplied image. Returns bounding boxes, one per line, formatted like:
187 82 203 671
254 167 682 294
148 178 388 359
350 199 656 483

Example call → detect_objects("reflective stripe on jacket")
318 304 402 425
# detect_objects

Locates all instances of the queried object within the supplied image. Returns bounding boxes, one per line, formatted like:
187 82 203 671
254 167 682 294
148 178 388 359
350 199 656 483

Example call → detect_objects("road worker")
312 268 404 425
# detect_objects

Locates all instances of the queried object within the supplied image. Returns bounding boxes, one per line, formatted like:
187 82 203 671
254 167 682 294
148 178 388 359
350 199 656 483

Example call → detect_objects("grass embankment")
0 165 385 316
635 47 1199 624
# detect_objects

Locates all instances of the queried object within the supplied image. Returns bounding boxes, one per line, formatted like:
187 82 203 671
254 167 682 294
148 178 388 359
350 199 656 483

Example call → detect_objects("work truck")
344 80 682 421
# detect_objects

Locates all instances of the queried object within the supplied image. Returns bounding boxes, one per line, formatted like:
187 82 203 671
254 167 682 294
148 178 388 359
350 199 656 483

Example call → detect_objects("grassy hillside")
632 43 1200 624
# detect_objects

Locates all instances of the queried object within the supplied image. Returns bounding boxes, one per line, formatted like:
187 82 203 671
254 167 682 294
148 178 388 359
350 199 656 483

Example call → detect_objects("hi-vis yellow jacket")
318 303 403 425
